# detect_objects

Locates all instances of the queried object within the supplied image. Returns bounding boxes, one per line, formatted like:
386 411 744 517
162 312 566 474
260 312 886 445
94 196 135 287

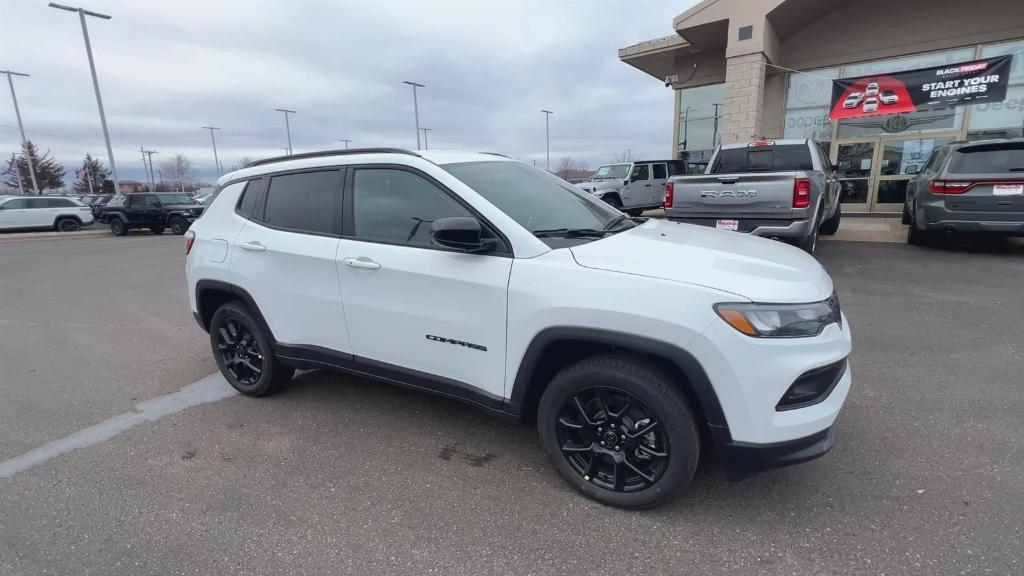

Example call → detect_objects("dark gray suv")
904 138 1024 245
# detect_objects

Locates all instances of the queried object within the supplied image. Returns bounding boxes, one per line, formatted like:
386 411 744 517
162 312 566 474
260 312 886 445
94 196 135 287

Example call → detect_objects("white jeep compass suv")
186 148 852 509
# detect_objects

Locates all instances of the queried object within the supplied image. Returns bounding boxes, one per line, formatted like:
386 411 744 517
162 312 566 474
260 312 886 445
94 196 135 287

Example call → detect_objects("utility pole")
274 109 295 154
541 110 553 171
49 3 122 197
10 153 24 195
2 70 40 194
338 139 352 149
201 126 221 176
143 150 157 191
712 103 722 147
403 81 425 150
681 106 691 150
419 128 431 150
139 146 151 190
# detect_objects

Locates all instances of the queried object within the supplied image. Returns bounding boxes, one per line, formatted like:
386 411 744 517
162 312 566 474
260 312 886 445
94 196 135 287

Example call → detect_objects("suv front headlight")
714 295 840 338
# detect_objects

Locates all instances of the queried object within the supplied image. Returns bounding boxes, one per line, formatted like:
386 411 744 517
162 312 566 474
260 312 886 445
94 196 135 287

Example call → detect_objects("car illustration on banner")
843 92 864 108
880 90 899 105
862 97 879 113
865 81 880 96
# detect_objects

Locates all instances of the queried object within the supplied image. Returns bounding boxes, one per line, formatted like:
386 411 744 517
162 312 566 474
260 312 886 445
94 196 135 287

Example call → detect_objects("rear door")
941 142 1024 215
230 168 352 355
651 163 669 205
0 198 32 229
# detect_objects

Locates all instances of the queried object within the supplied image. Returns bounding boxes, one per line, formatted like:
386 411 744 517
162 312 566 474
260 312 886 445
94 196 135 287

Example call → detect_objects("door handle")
644 184 652 187
238 241 267 252
343 257 381 271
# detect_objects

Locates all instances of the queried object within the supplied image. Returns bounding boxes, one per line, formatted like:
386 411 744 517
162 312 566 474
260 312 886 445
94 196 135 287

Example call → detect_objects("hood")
569 219 833 303
577 179 622 193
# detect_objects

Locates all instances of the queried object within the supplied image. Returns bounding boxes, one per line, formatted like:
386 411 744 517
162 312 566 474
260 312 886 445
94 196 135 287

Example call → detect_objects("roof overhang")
618 35 692 82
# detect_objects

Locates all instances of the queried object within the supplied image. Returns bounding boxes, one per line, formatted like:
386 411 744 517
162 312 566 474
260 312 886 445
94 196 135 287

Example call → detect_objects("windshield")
442 161 622 233
159 194 195 204
592 164 631 179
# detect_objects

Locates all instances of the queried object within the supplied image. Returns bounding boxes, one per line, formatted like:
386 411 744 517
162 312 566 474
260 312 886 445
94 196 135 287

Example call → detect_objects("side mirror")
431 217 494 253
837 160 853 171
904 165 919 175
622 178 629 185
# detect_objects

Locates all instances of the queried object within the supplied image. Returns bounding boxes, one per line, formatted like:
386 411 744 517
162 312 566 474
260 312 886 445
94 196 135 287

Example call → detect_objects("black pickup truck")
97 193 205 236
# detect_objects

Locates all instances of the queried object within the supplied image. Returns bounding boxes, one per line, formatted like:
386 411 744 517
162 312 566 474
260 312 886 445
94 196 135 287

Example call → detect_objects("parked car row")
0 192 205 235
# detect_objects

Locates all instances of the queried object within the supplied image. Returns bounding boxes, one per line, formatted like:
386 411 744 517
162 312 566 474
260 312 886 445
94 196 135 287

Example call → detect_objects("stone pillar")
722 52 768 144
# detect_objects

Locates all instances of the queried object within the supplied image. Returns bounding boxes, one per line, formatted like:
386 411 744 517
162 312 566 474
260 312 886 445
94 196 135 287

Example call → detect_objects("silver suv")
904 138 1024 245
577 160 686 216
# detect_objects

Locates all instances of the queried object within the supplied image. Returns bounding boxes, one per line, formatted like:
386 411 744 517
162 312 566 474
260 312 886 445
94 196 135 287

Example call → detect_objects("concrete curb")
0 229 111 243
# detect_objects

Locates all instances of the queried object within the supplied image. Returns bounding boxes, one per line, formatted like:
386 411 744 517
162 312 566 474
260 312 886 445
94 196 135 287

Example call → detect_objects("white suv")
0 195 94 232
186 148 852 509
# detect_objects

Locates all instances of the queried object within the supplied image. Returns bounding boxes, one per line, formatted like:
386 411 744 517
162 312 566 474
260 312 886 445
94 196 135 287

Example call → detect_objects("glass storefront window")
679 83 724 152
843 47 975 78
877 181 909 204
784 107 832 141
980 40 1024 84
879 138 954 176
786 68 838 109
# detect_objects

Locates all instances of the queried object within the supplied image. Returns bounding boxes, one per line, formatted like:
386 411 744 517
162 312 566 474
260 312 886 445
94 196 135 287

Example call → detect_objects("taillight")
928 179 972 194
184 230 195 255
793 178 811 208
664 180 674 208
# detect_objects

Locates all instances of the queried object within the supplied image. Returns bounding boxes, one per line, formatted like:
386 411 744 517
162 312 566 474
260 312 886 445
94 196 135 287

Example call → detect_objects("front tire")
537 355 699 509
603 196 622 210
210 301 294 397
110 219 127 236
56 218 80 232
169 217 188 235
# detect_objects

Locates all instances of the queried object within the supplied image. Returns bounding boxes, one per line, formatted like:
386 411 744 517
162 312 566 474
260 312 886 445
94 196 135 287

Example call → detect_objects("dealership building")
619 0 1024 213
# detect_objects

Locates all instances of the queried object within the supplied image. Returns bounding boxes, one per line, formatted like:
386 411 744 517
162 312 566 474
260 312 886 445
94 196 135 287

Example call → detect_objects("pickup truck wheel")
56 218 80 232
210 301 294 397
627 209 644 217
537 355 699 509
110 219 127 236
150 226 165 235
819 203 841 236
169 217 188 235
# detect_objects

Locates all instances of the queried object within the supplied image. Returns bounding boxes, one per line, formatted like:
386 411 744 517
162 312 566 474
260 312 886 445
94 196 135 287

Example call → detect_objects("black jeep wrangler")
97 193 205 236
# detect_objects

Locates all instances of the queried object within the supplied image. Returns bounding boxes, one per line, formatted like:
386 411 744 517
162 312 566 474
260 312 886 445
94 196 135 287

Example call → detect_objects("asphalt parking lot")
1 233 1022 576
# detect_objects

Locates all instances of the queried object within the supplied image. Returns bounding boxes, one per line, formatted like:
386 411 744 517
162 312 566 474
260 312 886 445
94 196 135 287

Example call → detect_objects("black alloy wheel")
110 219 127 236
170 217 188 235
555 386 670 492
214 317 264 388
57 218 80 232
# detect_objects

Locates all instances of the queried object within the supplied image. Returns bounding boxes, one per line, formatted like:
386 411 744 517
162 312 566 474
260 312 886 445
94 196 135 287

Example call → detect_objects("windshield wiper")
532 228 614 238
603 214 634 230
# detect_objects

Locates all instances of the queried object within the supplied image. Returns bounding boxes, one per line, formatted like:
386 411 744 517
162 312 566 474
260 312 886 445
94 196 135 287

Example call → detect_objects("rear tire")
901 203 911 225
150 226 165 235
210 301 293 397
537 355 700 509
819 203 841 235
798 221 820 254
906 204 934 246
56 218 80 232
110 219 127 236
170 217 188 235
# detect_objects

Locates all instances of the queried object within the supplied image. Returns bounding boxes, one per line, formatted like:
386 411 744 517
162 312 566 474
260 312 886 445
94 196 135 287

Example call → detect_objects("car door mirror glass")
431 217 492 252
904 165 919 175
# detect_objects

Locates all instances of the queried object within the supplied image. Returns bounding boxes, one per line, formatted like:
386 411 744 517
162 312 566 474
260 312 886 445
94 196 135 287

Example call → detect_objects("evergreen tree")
2 141 66 193
72 154 113 194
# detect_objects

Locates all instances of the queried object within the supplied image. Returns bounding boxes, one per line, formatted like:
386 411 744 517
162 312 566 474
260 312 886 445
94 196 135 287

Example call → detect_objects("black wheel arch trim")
194 280 277 344
506 327 730 434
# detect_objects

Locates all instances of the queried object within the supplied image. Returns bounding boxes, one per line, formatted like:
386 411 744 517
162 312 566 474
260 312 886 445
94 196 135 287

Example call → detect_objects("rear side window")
947 143 1024 174
236 179 263 218
351 168 474 247
3 199 29 209
262 170 341 234
652 164 667 179
711 145 814 173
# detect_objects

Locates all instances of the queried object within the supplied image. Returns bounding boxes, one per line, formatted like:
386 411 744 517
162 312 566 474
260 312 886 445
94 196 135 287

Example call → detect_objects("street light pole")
1 70 40 194
49 3 122 197
403 81 425 150
541 110 553 171
338 139 352 149
144 150 157 190
201 126 221 176
420 128 431 150
274 109 295 155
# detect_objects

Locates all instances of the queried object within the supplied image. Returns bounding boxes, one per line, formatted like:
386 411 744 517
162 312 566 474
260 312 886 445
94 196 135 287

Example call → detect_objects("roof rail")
247 148 420 168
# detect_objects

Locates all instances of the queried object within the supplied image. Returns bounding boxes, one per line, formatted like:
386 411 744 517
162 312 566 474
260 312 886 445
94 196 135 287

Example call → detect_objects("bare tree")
611 151 632 163
227 156 254 173
158 154 195 193
555 157 590 181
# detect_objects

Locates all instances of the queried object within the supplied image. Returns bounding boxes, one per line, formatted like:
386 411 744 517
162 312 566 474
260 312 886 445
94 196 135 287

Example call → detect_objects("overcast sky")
1 0 694 185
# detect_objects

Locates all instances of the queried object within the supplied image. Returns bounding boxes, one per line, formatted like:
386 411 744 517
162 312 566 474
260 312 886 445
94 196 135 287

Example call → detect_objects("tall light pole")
139 146 151 190
2 70 40 194
419 128 431 150
201 126 221 176
274 109 295 155
143 150 157 190
49 3 122 197
541 110 553 171
338 139 351 149
403 81 425 150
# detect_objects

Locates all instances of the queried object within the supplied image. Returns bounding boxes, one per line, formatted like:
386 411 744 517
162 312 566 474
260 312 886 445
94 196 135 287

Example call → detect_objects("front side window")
442 160 621 234
352 168 474 247
137 195 160 207
262 170 341 234
631 164 650 181
158 194 194 205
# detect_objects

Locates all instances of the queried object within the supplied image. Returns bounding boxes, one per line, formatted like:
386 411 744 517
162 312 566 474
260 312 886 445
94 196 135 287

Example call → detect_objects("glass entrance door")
875 136 957 212
833 141 875 213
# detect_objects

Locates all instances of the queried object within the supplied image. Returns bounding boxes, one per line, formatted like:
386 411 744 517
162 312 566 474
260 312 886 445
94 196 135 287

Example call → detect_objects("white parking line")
0 373 237 480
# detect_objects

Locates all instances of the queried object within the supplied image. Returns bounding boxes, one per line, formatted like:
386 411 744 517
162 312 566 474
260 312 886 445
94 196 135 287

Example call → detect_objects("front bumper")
714 425 836 480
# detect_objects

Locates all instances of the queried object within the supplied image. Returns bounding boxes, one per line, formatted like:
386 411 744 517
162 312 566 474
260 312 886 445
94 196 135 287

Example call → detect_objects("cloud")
1 0 691 185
